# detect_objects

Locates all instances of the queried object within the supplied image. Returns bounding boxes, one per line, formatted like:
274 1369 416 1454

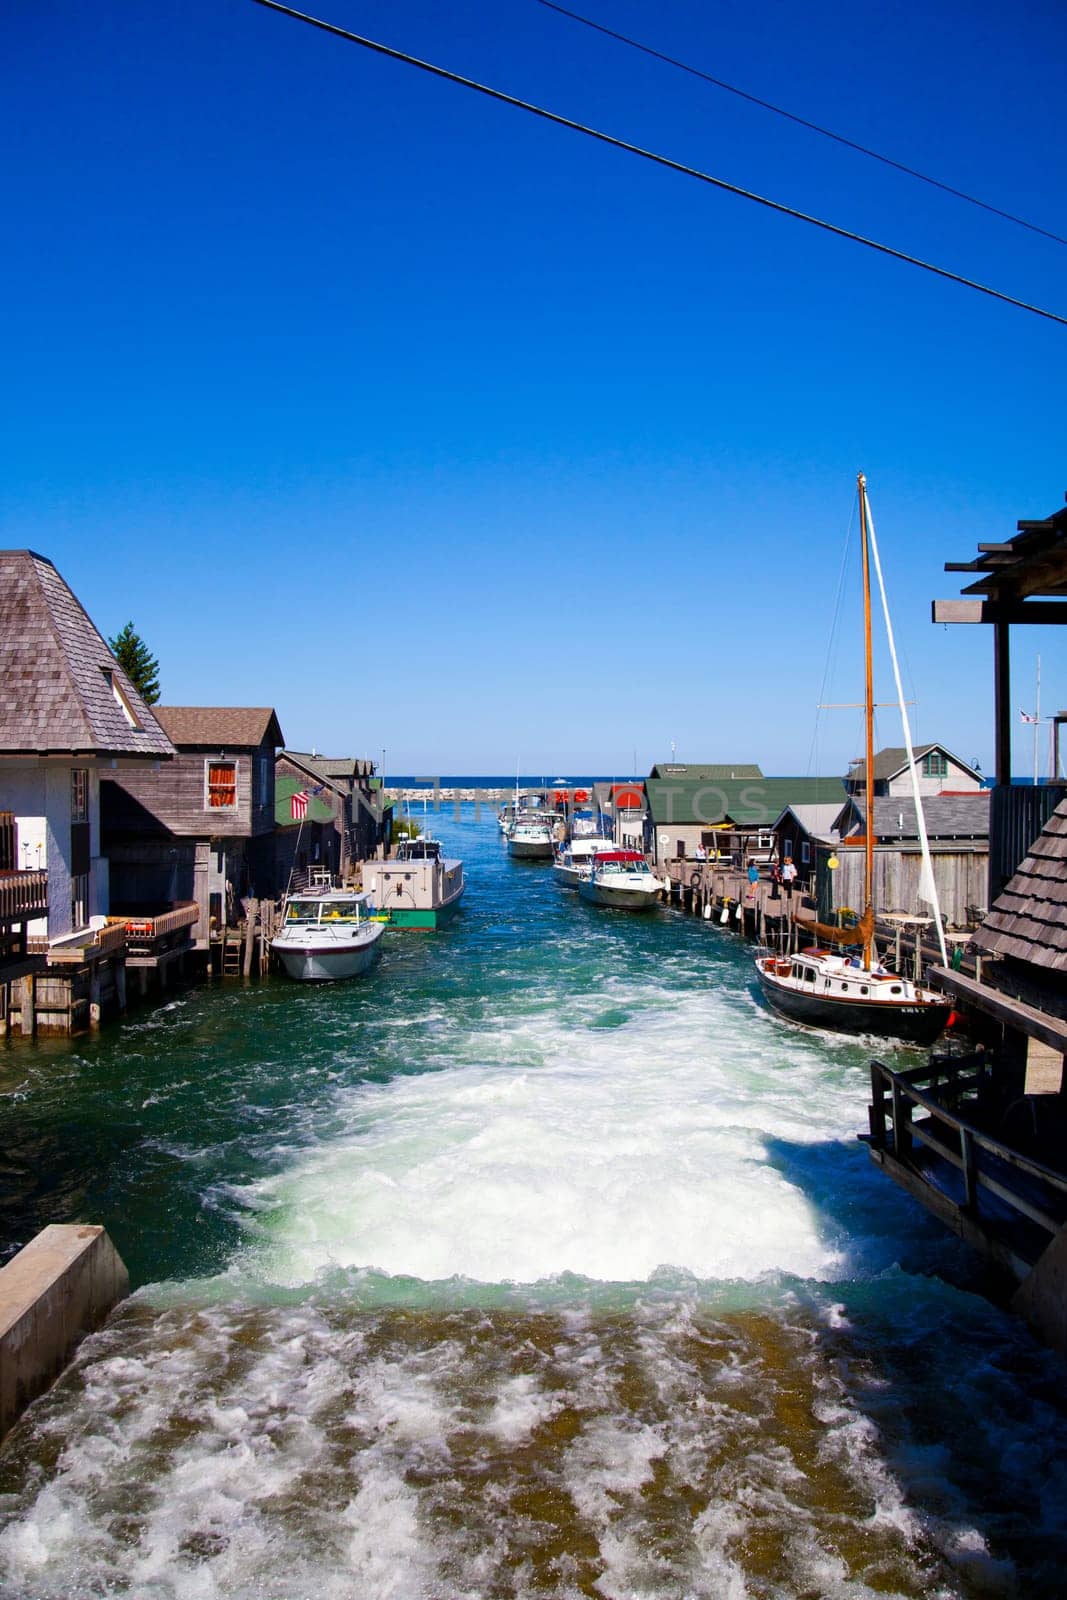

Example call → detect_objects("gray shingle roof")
0 550 174 758
155 707 284 749
847 744 981 784
973 797 1067 974
283 751 374 782
843 793 990 840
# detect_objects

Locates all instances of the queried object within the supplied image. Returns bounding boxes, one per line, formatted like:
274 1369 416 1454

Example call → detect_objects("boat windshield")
285 898 362 923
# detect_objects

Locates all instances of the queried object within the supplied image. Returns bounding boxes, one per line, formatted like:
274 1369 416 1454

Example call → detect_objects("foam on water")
243 979 872 1289
3 811 1067 1597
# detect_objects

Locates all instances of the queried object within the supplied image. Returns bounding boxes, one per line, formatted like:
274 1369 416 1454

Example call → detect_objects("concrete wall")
0 1225 129 1440
0 761 113 940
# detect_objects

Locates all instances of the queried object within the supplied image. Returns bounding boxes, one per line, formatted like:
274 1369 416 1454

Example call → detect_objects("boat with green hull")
364 838 465 932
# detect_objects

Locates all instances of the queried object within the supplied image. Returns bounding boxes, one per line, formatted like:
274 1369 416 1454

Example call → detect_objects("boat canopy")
596 851 645 863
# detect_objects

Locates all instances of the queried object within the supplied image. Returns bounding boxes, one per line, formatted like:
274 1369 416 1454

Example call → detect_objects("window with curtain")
206 760 238 809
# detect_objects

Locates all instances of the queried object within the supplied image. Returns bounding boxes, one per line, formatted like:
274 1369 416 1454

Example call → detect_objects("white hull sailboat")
755 473 951 1045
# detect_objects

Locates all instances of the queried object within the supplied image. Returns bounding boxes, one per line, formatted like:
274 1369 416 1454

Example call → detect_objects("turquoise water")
1 809 1065 1597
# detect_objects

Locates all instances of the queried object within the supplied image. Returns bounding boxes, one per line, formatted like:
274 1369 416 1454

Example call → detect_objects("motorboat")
364 837 465 930
577 850 665 910
508 817 556 860
552 836 617 888
272 887 383 981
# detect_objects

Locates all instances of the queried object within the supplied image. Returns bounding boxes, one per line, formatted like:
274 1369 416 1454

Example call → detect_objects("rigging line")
247 0 1067 328
535 0 1067 250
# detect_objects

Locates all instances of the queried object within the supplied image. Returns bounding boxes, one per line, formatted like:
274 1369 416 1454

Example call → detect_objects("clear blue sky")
5 0 1065 776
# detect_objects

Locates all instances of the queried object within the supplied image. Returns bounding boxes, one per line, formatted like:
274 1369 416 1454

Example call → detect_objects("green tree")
108 622 161 704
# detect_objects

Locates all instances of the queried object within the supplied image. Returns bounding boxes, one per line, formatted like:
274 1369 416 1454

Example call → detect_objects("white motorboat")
552 836 617 888
577 850 665 910
508 818 556 860
272 887 384 981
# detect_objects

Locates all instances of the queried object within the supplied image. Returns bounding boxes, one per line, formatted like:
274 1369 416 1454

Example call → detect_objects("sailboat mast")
858 472 875 969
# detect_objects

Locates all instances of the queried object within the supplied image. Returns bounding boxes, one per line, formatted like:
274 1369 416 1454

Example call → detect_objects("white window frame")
205 758 239 812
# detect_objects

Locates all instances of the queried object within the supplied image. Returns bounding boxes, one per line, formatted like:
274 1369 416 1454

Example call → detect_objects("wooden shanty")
864 502 1067 1352
275 750 384 888
0 550 175 1034
933 497 1067 894
102 706 284 950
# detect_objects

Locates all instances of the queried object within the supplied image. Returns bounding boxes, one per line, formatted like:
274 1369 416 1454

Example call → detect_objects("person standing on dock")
747 861 760 899
782 857 798 900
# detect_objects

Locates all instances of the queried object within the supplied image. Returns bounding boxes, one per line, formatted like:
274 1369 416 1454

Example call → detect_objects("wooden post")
18 975 34 1038
89 964 101 1029
891 1080 912 1161
994 616 1011 786
961 1127 978 1211
115 961 126 1014
243 901 258 978
869 1063 887 1147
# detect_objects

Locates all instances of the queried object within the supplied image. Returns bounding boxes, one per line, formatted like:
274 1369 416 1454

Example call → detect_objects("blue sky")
5 0 1065 776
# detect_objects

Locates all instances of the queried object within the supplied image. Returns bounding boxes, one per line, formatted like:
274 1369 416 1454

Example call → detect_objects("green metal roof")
648 762 763 781
275 773 336 827
646 776 844 826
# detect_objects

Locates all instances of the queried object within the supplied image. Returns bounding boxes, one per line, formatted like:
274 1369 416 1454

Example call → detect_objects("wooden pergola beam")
932 599 1067 625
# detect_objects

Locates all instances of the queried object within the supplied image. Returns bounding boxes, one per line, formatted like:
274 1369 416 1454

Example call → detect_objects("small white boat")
553 837 617 888
577 850 666 911
508 818 556 860
272 888 383 980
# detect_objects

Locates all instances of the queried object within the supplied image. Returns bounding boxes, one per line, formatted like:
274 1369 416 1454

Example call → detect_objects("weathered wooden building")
0 549 175 1033
844 743 983 799
275 751 383 889
643 775 844 868
102 706 283 946
816 791 990 927
865 498 1067 1354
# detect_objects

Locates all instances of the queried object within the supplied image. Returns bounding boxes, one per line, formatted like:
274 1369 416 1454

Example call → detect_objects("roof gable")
848 744 981 784
973 796 1067 973
155 706 284 749
842 792 990 840
0 550 174 758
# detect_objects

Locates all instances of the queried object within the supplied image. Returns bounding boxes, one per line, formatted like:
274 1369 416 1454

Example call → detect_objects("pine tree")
108 622 161 704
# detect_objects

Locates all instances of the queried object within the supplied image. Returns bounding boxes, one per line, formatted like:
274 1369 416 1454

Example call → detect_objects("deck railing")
115 903 199 941
868 1056 1067 1259
0 870 48 924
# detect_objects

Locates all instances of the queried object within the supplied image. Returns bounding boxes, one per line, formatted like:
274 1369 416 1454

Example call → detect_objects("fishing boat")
577 850 666 910
552 836 616 888
364 837 465 930
755 473 952 1044
272 886 384 980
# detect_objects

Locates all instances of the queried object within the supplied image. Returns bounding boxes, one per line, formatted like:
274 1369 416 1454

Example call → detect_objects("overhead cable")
247 0 1067 328
536 0 1067 250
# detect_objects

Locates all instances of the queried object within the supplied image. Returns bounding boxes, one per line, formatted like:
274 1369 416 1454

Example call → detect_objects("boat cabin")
283 891 370 926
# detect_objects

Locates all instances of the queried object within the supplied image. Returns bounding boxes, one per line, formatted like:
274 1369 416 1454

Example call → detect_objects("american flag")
1019 710 1039 724
290 790 309 820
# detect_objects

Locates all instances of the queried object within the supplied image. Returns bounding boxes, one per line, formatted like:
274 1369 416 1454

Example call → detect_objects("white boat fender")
703 903 712 920
719 905 730 924
734 902 743 921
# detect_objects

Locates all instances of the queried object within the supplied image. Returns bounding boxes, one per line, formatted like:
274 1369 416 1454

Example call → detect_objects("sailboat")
755 474 952 1045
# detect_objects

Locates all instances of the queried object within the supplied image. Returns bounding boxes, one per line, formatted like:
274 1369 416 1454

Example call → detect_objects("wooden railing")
868 1057 1067 1257
0 870 48 923
46 921 128 964
115 903 199 940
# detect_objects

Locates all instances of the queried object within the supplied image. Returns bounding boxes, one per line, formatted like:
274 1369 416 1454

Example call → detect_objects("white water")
2 819 1066 1599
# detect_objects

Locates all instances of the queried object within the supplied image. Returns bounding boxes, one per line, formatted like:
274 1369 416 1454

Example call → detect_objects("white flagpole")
1033 655 1041 786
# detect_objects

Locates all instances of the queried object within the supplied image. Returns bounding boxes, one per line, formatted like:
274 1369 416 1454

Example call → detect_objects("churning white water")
1 811 1065 1599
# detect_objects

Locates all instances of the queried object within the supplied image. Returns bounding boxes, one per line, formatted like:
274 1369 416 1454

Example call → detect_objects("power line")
535 0 1067 250
247 0 1067 328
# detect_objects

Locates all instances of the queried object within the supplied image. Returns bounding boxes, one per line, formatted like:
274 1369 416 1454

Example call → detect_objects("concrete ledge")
0 1224 129 1440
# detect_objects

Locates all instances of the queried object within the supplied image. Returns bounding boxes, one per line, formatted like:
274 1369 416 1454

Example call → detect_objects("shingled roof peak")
0 550 174 759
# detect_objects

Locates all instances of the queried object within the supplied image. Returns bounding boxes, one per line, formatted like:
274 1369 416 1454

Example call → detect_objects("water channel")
1 808 1065 1598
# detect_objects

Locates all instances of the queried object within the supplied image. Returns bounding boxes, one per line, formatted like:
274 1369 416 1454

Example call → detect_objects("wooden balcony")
0 870 48 925
45 921 128 966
